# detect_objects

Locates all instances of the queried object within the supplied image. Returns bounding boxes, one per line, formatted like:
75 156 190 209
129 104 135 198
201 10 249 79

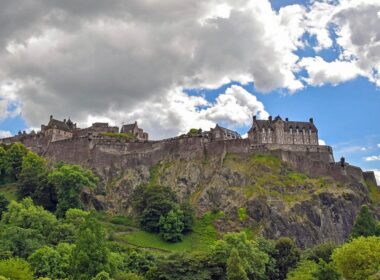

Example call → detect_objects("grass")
109 211 224 253
0 183 18 201
366 180 380 204
99 132 136 140
223 153 338 208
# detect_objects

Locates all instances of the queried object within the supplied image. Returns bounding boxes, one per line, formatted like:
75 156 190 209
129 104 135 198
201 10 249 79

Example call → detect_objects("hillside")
102 153 378 248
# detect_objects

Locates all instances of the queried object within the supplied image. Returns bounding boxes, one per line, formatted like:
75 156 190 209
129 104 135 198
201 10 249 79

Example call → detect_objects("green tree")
47 223 76 245
2 198 57 237
273 237 300 280
3 143 28 181
312 259 341 280
65 208 90 227
131 184 177 232
226 248 248 280
332 236 380 280
17 152 48 198
180 202 194 233
146 252 214 280
28 243 73 279
124 250 156 276
92 271 111 280
303 242 337 263
0 194 9 219
286 260 318 280
0 226 45 258
70 216 109 280
256 237 279 280
351 205 379 238
211 232 269 279
0 257 34 280
48 164 98 217
0 146 7 183
159 209 184 242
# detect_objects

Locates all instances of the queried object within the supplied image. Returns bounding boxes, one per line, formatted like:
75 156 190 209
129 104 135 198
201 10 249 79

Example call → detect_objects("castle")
1 114 319 147
0 114 377 187
248 115 318 145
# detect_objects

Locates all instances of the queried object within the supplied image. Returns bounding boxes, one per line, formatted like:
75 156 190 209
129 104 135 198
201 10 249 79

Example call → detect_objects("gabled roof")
214 124 241 137
249 117 317 133
47 118 71 132
121 122 138 132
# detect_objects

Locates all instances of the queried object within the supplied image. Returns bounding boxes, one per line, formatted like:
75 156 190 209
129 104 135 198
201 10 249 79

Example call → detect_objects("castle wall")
2 127 369 187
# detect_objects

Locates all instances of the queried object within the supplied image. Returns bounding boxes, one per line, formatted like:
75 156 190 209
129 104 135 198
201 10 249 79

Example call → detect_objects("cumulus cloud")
318 139 326 145
113 85 268 139
364 155 380 162
0 130 12 138
1 0 380 138
373 170 380 185
377 144 380 148
298 57 361 86
0 0 304 137
301 0 380 87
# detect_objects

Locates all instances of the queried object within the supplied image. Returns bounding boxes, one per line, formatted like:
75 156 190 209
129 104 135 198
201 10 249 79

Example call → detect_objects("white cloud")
300 0 380 87
1 0 380 136
118 85 268 139
0 0 304 136
364 155 380 162
0 131 12 138
318 139 326 145
335 145 367 155
373 170 380 185
377 144 380 148
298 57 361 86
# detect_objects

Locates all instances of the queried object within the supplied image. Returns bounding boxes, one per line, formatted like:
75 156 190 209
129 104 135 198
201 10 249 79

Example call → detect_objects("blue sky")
0 0 380 178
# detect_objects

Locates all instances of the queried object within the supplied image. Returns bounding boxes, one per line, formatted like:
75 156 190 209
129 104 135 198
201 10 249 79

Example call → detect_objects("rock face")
100 153 376 248
19 134 377 247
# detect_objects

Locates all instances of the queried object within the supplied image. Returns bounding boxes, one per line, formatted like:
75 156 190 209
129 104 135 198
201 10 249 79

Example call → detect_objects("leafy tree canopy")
0 258 34 280
351 205 379 238
227 248 248 280
332 236 380 280
48 164 97 217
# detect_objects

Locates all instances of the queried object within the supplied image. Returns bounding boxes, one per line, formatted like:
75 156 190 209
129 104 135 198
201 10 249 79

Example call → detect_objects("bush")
0 258 34 280
351 205 379 238
159 209 184 242
332 236 380 280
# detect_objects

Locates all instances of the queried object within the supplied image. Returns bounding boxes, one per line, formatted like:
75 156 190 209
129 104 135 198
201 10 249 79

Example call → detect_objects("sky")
0 0 380 182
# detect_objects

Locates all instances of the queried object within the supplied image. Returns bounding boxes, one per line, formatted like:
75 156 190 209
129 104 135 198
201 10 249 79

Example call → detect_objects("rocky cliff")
96 151 378 248
13 134 378 248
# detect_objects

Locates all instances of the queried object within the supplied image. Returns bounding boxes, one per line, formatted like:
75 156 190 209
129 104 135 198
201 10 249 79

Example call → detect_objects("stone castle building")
248 115 319 145
208 124 241 141
121 121 149 141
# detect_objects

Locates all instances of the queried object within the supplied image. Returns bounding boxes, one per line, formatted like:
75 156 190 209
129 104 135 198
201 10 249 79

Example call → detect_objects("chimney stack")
309 118 314 124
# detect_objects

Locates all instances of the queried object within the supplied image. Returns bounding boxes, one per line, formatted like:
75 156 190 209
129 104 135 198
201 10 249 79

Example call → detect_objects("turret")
309 118 314 124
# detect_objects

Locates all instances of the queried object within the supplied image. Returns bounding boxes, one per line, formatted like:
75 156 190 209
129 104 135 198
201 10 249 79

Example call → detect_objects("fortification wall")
2 130 366 185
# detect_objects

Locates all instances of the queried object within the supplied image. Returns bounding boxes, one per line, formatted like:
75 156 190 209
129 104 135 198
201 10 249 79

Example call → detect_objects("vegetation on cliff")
0 143 379 279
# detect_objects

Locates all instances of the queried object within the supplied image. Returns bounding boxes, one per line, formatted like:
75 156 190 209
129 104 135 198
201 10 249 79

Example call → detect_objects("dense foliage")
131 184 194 242
0 144 379 279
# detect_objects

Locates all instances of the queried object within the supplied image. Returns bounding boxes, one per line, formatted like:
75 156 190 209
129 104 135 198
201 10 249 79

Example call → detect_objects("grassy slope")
223 153 347 209
98 211 223 253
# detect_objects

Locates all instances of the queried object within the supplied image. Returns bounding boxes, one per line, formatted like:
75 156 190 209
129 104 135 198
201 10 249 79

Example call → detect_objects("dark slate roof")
249 117 317 133
214 125 241 137
47 119 71 132
121 122 137 132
